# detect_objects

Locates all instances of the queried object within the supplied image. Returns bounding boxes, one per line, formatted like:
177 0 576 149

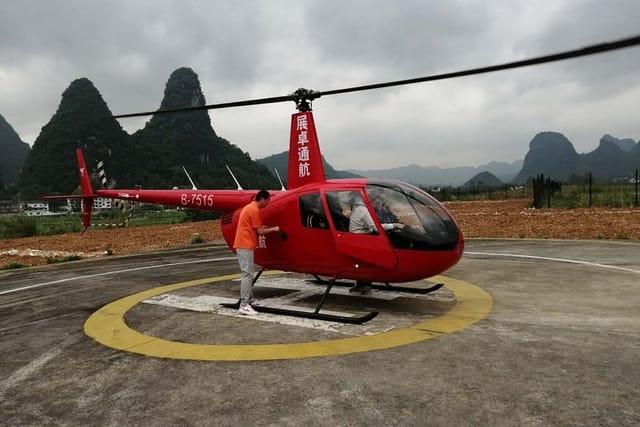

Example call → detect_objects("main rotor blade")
113 33 640 118
318 34 640 97
113 94 293 118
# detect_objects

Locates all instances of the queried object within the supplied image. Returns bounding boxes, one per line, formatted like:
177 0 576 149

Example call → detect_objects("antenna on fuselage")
225 165 243 190
274 168 286 191
182 166 198 190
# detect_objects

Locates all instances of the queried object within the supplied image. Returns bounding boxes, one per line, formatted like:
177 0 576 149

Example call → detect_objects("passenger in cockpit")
306 203 328 229
348 196 377 234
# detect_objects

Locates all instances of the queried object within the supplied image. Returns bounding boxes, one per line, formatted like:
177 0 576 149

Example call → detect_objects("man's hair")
255 190 271 201
371 188 384 199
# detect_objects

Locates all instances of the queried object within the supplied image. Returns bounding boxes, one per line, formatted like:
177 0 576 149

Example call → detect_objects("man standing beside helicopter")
233 190 280 315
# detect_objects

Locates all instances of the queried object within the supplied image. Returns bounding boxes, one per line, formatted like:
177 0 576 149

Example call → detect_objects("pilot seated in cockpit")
348 195 403 234
372 194 404 232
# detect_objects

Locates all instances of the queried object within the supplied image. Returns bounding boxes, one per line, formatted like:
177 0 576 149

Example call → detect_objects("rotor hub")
291 88 320 112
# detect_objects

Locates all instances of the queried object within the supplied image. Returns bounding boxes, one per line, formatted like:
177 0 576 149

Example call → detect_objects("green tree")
0 168 6 199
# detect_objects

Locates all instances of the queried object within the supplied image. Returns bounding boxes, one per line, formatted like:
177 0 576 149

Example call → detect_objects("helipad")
84 272 493 361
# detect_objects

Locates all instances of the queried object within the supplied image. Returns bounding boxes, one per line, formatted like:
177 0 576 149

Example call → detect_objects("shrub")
184 209 219 222
39 219 82 235
190 233 205 244
46 254 83 264
2 261 28 270
0 216 38 238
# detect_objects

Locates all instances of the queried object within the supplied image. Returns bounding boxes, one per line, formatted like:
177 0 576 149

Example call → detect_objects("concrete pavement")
1 239 638 426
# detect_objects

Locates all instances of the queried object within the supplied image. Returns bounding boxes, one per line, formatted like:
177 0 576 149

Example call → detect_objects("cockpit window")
324 190 358 232
366 183 459 250
299 193 328 229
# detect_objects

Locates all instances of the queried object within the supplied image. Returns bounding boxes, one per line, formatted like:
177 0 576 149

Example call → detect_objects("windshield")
365 183 459 250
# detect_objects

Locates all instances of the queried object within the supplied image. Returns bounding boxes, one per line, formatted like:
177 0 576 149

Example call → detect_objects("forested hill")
513 132 640 183
129 68 277 190
14 68 277 198
16 78 130 197
0 114 30 186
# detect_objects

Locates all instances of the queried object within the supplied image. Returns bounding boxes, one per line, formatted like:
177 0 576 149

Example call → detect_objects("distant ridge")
463 171 503 188
258 151 361 185
603 134 636 152
348 160 522 187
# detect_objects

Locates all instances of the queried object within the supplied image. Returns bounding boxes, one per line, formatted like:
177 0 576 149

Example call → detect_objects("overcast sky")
1 0 639 170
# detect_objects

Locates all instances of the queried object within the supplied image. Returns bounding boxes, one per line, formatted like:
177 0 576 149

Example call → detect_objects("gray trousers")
236 248 255 305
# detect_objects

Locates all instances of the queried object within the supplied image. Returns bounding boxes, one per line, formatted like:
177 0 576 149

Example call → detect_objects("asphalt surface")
1 239 639 426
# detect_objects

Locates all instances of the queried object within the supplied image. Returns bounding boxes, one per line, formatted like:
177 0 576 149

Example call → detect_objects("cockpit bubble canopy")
365 182 459 251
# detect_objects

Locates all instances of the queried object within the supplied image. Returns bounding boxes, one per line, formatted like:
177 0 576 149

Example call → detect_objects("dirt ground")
2 199 639 268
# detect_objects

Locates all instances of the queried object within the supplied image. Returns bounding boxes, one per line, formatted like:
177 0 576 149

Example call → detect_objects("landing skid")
221 302 378 324
312 275 444 294
222 269 378 324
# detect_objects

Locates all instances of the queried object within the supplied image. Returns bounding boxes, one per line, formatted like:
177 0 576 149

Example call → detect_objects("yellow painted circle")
84 272 492 361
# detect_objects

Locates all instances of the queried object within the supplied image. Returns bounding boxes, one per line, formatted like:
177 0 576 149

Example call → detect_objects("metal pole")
636 169 639 208
589 172 592 207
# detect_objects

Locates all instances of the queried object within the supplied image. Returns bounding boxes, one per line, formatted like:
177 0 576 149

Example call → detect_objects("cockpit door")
323 190 398 269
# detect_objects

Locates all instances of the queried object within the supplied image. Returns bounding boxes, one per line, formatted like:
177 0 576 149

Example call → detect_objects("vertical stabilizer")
75 148 95 230
287 111 326 189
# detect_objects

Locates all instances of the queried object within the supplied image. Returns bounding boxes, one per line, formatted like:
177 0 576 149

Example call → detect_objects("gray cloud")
1 0 639 171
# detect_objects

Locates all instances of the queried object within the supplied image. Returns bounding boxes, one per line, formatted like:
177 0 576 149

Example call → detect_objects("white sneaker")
250 299 261 307
239 304 258 316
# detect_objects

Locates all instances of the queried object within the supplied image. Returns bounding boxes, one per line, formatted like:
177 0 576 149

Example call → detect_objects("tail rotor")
94 157 133 227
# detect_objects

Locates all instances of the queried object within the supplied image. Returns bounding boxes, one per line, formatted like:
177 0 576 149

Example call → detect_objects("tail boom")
44 149 280 231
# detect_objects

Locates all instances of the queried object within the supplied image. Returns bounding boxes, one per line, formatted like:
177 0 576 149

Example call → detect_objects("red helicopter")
49 35 640 323
58 89 463 324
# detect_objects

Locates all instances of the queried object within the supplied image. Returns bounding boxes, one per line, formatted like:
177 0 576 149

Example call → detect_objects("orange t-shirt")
233 201 263 249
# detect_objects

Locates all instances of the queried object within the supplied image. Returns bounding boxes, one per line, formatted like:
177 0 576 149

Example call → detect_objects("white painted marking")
0 257 237 296
143 294 355 334
142 276 451 334
0 344 69 400
465 251 640 275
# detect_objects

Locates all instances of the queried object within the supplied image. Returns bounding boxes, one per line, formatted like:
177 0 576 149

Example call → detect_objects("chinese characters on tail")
287 112 326 189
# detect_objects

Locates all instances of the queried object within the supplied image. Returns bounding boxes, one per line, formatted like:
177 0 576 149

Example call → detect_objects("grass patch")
0 216 38 238
2 261 28 270
0 210 190 240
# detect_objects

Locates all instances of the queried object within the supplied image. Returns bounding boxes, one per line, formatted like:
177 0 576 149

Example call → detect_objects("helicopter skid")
311 276 444 294
221 302 378 324
380 282 444 294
